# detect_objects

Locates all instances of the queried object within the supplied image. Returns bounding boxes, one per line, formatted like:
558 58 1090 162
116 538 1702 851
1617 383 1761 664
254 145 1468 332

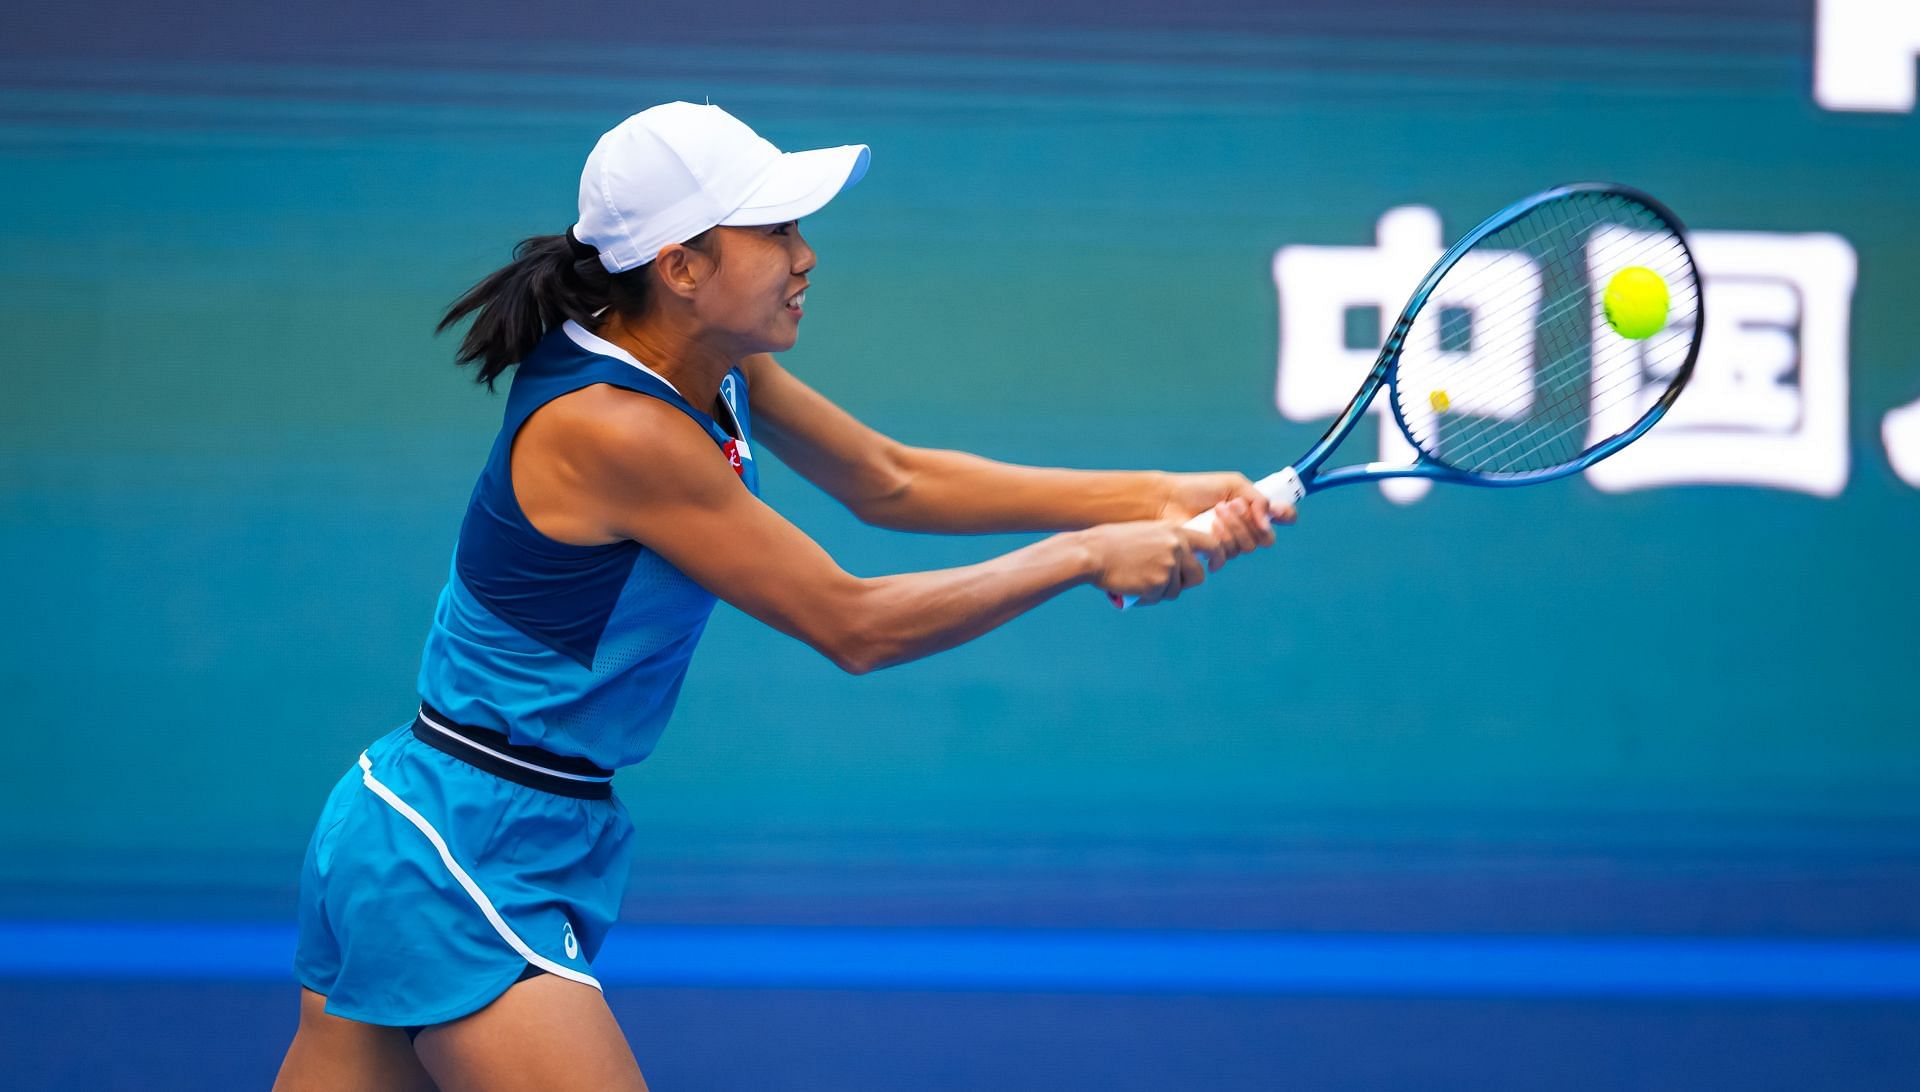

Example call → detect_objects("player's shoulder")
541 381 714 452
527 383 724 485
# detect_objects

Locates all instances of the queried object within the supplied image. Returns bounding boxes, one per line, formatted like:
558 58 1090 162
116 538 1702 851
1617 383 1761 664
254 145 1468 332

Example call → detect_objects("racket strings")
1455 350 1680 474
1387 207 1620 416
1413 235 1696 466
1397 197 1624 401
1460 282 1697 472
1397 238 1641 417
1384 197 1589 357
1445 238 1696 472
1395 259 1609 452
1388 191 1698 476
1443 201 1694 468
1406 224 1675 379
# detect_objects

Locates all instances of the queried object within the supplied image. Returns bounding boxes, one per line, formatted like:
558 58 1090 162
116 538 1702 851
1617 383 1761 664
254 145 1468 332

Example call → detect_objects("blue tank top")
416 319 761 769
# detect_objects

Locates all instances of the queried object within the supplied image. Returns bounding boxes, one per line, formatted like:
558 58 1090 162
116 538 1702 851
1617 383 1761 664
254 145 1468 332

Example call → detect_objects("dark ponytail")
435 232 608 388
438 228 715 389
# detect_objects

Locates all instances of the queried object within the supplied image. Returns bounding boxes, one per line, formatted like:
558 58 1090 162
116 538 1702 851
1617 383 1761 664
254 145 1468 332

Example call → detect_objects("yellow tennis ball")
1429 389 1450 413
1603 266 1670 340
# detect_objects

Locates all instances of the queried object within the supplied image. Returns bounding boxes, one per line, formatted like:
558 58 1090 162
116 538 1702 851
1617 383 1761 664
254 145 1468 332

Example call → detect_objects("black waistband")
411 704 614 800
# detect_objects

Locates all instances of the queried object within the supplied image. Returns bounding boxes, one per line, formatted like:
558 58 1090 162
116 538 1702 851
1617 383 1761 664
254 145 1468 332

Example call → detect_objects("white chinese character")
1816 0 1920 112
1887 395 1920 487
1586 232 1857 497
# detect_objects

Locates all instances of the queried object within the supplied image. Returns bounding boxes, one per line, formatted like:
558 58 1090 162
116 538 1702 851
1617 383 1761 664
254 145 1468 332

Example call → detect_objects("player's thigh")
273 987 438 1092
413 972 647 1092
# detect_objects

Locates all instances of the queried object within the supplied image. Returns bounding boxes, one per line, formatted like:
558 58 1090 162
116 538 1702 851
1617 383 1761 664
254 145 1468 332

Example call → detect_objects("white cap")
571 102 870 274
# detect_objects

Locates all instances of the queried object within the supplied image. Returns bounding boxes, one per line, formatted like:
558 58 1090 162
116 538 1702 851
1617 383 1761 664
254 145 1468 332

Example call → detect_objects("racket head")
1373 184 1702 485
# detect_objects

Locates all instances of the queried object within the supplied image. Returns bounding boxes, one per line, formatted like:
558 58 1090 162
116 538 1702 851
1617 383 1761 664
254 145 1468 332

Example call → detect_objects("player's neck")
595 313 735 418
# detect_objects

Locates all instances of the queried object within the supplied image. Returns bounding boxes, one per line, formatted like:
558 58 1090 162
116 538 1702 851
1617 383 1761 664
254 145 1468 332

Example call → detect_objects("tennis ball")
1429 389 1451 413
1603 266 1670 340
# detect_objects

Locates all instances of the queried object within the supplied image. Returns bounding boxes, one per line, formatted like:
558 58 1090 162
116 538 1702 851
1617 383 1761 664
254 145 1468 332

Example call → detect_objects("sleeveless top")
415 319 761 769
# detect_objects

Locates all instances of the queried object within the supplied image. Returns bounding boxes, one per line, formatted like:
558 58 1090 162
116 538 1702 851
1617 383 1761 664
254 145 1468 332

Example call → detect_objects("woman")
273 102 1283 1091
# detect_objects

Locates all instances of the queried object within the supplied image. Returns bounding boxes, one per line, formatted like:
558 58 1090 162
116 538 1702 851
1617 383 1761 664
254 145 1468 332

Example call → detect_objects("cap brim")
718 144 869 227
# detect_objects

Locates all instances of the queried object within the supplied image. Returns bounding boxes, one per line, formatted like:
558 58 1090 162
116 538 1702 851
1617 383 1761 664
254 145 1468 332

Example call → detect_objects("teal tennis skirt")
293 714 633 1028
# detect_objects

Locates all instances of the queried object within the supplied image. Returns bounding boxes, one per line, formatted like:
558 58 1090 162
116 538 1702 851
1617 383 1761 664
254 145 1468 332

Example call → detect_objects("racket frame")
1292 181 1704 496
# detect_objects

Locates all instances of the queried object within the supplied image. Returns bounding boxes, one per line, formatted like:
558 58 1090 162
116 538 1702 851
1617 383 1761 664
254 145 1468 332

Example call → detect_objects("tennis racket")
1118 182 1702 608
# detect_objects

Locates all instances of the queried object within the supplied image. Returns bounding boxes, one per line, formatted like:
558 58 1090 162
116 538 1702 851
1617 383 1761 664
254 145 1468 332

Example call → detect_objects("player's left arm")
742 354 1288 535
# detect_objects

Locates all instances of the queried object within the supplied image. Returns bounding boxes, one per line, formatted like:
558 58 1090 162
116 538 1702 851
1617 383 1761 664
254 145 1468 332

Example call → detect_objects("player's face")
696 222 815 355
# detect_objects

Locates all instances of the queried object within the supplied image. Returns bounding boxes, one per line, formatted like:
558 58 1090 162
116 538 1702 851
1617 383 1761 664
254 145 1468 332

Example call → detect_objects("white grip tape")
1253 467 1308 508
1112 467 1305 610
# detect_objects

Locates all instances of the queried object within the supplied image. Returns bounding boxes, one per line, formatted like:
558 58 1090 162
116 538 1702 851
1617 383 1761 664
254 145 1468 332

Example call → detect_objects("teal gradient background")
5 11 1920 913
2 3 1918 1086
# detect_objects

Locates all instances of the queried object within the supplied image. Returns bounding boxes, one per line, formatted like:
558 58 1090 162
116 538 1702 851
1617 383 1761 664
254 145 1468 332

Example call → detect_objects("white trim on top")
561 320 684 398
356 753 603 992
414 708 613 784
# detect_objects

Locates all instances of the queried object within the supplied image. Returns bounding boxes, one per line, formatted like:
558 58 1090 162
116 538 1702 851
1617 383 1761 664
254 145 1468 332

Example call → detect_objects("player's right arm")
515 386 1241 674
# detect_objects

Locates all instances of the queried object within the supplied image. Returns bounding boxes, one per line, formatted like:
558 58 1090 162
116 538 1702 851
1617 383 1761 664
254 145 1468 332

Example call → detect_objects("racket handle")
1109 467 1305 610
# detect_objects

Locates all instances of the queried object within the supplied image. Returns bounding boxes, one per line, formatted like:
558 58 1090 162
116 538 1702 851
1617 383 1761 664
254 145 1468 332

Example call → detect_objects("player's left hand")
1158 472 1292 545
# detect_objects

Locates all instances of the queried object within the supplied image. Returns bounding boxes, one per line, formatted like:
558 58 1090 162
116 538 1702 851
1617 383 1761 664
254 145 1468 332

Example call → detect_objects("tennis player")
272 102 1284 1092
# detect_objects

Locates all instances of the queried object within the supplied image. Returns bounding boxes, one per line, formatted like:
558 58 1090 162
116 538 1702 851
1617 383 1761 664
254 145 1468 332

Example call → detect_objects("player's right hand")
1198 497 1275 571
1081 519 1213 606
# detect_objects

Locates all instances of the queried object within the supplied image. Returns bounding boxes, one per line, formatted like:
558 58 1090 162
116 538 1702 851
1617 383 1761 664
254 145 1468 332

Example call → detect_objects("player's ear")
653 241 722 299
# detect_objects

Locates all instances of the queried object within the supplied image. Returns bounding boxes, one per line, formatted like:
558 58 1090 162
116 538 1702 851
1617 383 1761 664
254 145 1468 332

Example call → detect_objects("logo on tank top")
563 921 580 960
719 374 751 478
